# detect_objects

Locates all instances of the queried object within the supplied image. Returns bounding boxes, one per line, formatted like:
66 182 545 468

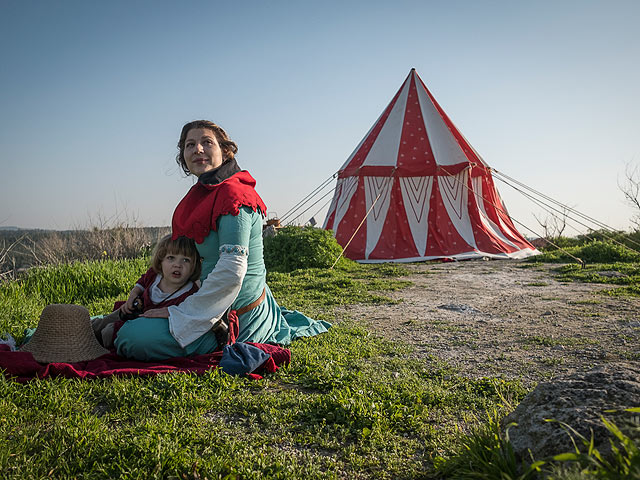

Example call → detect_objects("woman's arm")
167 208 254 348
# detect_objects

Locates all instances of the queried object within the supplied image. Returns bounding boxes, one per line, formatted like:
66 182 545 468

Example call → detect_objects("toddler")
91 235 201 348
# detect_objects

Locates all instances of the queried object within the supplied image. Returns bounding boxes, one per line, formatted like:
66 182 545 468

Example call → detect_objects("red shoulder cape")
172 171 267 244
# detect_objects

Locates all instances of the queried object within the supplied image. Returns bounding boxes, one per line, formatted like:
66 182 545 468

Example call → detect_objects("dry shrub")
37 227 171 263
0 226 170 279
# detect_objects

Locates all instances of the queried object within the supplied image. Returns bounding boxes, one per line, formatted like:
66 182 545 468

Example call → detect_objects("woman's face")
183 128 224 177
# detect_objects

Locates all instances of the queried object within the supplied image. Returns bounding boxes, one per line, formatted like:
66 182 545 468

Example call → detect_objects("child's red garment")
113 268 199 312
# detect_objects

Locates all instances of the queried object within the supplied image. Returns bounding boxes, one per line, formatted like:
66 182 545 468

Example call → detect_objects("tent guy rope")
493 169 640 253
280 173 337 225
329 188 385 269
436 165 586 266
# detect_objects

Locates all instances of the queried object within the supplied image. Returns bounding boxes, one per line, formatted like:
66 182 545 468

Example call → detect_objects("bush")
579 240 640 263
540 230 633 252
531 240 640 264
263 226 345 272
539 235 582 251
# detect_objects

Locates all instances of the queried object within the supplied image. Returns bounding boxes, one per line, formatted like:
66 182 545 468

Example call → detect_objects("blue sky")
1 0 639 236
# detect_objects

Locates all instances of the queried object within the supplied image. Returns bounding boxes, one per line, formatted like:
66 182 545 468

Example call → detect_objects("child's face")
160 252 195 289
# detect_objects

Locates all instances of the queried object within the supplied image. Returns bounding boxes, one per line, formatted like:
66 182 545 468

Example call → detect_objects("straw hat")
21 304 109 363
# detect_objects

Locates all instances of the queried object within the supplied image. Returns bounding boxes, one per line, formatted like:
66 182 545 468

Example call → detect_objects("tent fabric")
323 69 539 262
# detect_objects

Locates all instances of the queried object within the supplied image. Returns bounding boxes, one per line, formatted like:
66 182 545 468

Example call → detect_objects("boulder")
503 362 640 461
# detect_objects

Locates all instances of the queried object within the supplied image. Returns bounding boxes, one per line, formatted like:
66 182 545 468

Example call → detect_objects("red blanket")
0 342 290 382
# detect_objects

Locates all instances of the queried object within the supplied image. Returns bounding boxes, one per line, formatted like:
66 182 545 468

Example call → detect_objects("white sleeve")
167 245 248 348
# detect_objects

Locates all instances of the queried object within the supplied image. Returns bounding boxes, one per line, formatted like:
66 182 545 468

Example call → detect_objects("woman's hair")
176 120 239 175
151 234 202 282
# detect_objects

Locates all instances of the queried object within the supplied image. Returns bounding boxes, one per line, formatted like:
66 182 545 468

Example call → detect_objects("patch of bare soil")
346 260 640 388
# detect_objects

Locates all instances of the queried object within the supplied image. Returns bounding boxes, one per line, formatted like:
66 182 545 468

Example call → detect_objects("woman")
115 120 330 361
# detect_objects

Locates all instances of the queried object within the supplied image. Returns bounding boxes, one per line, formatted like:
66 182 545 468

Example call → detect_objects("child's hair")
151 235 202 282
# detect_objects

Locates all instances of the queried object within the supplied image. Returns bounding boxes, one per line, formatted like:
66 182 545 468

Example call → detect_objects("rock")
262 225 278 238
503 362 640 461
437 304 480 314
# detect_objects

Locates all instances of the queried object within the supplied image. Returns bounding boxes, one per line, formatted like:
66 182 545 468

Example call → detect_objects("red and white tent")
323 69 539 262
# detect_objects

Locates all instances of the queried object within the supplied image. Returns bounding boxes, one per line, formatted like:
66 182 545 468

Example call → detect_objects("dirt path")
346 260 640 388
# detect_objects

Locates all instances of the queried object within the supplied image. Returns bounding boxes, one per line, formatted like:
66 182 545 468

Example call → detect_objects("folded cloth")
220 342 271 376
0 333 17 351
0 342 290 382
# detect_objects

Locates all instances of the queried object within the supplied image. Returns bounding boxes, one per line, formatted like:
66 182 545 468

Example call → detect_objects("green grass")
434 408 545 480
530 240 640 264
435 408 640 479
1 254 638 478
0 257 521 478
525 238 640 296
567 299 601 305
522 335 599 348
540 357 564 367
266 263 413 321
553 263 640 297
0 343 530 479
0 257 149 342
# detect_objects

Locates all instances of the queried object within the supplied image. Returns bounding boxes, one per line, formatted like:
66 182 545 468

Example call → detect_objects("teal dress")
115 207 330 361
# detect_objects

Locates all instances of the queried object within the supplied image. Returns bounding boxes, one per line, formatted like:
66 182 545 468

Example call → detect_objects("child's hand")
143 307 170 318
120 301 134 315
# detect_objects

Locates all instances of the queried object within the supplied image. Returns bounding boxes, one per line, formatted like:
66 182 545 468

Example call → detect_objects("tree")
618 162 640 230
533 207 568 240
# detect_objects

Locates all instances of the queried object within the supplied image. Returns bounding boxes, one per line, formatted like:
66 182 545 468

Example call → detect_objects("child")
91 235 202 348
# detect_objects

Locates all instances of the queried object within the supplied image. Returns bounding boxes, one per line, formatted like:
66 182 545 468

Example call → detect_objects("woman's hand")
142 307 170 318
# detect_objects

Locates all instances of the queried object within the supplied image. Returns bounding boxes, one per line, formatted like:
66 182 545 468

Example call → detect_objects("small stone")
437 304 481 314
596 270 628 278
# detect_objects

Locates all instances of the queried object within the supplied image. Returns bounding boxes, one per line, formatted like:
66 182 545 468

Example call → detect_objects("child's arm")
119 285 144 314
